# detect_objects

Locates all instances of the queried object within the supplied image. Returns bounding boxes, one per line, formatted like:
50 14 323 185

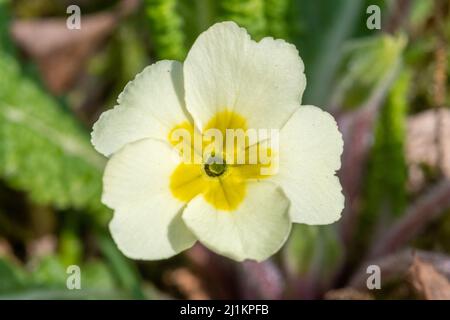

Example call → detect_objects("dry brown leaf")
12 13 117 94
409 256 450 300
0 238 15 260
164 267 210 300
26 234 57 258
350 249 450 290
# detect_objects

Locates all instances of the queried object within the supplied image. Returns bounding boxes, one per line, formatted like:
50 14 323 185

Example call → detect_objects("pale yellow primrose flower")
91 21 344 262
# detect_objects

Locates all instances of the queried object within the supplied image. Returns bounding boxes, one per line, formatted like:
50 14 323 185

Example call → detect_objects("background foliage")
0 0 449 299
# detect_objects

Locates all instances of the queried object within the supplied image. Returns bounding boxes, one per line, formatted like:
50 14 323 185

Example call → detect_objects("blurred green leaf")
284 224 343 283
0 0 15 56
284 224 318 275
179 0 218 47
0 255 130 299
293 0 365 106
409 0 434 30
0 258 27 293
89 22 149 109
0 288 126 300
0 52 109 223
31 255 67 286
82 260 116 291
366 70 410 216
59 228 83 267
265 0 290 40
97 233 145 299
351 70 411 263
0 0 110 224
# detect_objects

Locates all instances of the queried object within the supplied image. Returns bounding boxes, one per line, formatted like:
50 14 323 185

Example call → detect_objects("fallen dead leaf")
164 267 210 300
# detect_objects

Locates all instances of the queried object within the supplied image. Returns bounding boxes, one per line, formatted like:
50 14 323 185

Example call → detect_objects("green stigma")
204 156 227 177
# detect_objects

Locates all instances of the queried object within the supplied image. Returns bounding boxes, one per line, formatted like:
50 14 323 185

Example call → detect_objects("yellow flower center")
168 110 274 211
